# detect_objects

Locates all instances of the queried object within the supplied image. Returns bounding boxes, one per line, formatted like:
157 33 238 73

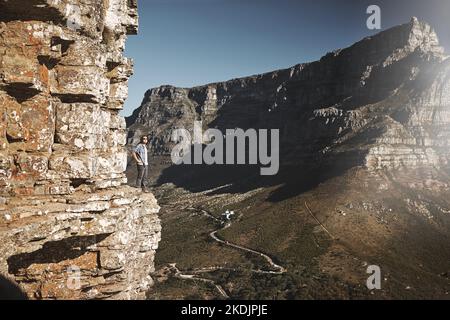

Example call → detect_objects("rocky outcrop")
0 0 161 299
127 18 450 171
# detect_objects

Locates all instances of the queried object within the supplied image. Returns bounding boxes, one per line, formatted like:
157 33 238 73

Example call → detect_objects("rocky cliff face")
0 0 161 299
127 18 450 171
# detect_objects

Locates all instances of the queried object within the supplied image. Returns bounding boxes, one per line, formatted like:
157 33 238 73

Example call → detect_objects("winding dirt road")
201 209 287 274
170 208 287 298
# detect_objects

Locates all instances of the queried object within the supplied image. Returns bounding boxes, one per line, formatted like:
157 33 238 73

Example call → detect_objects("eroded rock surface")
0 0 161 299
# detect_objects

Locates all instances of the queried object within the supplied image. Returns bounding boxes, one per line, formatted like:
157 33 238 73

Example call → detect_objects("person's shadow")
0 275 28 300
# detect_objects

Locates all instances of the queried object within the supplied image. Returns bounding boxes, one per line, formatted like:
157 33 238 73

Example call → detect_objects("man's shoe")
142 188 151 193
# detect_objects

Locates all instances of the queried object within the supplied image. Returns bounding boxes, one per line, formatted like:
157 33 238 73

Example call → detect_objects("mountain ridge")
131 16 446 96
127 17 450 173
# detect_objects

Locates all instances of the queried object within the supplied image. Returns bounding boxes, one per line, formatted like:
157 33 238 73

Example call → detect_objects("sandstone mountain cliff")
0 0 161 299
127 17 450 172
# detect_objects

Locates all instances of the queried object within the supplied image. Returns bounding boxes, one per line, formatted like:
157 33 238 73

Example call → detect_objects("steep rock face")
127 18 450 170
0 0 161 299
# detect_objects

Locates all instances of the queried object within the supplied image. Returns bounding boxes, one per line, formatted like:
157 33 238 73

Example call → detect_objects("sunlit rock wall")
0 0 161 299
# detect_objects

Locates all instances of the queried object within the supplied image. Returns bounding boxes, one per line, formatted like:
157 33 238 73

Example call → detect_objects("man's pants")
136 164 149 188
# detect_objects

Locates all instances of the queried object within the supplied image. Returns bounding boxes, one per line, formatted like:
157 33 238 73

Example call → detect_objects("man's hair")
140 135 148 143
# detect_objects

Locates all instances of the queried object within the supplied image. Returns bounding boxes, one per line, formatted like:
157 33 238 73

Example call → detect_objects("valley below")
127 157 450 300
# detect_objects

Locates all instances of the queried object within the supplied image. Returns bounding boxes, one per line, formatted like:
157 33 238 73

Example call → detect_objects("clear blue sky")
122 0 450 116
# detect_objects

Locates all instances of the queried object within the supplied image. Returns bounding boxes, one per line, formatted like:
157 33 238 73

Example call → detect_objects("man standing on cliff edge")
133 135 151 193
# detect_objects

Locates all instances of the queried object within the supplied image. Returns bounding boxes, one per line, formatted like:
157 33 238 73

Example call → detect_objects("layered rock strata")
0 0 161 299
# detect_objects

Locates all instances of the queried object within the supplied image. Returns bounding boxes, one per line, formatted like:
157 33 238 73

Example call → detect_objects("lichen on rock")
0 0 161 299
